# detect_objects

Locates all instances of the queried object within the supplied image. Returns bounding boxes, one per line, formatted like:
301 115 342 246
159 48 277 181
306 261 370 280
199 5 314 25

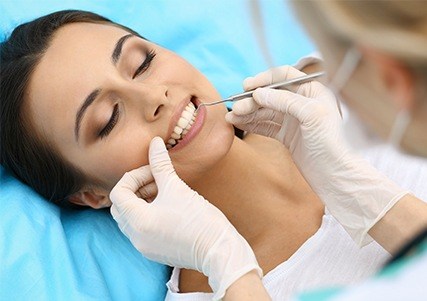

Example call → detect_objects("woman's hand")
226 66 408 248
109 137 263 300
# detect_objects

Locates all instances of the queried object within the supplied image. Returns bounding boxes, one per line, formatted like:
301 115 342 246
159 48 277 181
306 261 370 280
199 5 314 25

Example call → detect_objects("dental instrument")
196 71 325 112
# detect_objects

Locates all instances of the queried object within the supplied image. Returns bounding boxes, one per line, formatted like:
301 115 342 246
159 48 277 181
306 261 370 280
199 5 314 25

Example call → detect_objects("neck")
189 135 323 249
177 135 324 291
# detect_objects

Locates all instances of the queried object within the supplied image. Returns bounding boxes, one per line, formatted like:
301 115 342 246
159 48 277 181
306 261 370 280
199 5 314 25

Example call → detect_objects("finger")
110 200 149 239
252 88 312 123
148 136 179 189
145 197 155 203
109 165 153 205
243 66 288 91
136 181 158 201
230 120 281 137
243 66 307 91
110 179 151 227
231 97 260 116
226 108 283 126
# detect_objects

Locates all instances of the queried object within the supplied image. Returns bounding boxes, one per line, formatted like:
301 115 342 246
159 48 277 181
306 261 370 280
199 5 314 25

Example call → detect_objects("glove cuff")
355 190 410 246
315 153 408 247
203 226 263 300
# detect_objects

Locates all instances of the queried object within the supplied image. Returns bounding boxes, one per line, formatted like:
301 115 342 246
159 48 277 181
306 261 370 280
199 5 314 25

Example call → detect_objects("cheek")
105 149 149 186
76 131 153 190
343 85 396 140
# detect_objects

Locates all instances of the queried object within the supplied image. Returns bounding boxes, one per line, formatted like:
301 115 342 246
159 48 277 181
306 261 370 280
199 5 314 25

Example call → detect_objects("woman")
0 10 389 300
109 1 427 300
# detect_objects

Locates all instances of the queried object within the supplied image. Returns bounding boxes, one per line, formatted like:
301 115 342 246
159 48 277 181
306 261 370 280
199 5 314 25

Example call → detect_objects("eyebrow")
74 89 100 141
111 34 134 64
74 34 135 142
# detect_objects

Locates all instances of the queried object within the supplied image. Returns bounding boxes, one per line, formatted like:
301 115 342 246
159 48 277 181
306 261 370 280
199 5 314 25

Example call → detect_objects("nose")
128 83 168 121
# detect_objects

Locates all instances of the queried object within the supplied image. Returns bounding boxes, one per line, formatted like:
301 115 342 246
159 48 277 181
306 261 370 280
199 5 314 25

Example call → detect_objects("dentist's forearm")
368 194 427 254
223 270 271 301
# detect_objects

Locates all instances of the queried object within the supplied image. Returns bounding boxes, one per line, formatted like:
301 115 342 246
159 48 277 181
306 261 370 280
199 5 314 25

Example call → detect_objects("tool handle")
229 71 325 102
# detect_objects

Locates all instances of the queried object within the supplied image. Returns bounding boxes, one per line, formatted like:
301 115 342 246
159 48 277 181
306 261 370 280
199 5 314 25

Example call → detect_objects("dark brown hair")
0 10 142 207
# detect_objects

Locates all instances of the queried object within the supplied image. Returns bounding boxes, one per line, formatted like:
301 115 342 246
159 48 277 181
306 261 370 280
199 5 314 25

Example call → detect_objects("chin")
170 104 235 184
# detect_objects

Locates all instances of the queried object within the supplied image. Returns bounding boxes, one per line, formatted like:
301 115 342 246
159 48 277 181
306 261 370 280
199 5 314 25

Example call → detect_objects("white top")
165 142 427 301
165 211 390 301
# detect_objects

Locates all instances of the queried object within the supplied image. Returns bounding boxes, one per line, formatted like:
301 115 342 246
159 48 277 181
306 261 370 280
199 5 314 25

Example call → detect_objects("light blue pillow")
0 167 170 300
0 1 314 300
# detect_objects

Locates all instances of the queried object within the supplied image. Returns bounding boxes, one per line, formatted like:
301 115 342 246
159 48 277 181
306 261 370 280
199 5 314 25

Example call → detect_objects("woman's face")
26 22 235 205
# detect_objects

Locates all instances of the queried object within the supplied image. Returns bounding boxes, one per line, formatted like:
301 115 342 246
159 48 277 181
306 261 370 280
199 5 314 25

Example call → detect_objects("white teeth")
166 101 198 149
171 132 180 140
181 110 193 121
177 117 188 128
174 126 183 135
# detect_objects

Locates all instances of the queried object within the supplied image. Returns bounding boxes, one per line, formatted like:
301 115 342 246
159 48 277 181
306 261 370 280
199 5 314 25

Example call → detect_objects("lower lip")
170 98 206 152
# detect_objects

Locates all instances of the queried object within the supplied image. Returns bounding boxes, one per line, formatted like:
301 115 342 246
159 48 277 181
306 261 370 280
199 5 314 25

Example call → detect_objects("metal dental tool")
196 71 325 112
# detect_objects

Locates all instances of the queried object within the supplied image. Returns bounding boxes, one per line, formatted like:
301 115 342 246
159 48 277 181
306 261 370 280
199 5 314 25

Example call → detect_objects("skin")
27 22 234 207
293 3 427 157
25 22 325 293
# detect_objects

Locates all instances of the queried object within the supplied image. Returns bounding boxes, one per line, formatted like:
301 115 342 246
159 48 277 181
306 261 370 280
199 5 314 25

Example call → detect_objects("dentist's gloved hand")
110 137 262 300
226 65 408 247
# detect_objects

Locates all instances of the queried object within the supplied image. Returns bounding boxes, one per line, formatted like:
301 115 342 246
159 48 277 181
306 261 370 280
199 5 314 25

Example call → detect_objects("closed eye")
99 103 119 139
132 49 156 79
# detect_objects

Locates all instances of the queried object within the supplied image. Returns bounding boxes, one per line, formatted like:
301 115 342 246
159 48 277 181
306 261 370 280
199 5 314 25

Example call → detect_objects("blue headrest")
0 1 314 300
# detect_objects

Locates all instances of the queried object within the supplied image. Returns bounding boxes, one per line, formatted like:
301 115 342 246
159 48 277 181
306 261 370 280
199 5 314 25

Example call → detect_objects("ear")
360 46 416 111
68 189 110 209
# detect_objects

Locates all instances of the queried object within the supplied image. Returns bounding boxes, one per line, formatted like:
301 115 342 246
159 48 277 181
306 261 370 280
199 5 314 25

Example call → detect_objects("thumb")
149 136 179 189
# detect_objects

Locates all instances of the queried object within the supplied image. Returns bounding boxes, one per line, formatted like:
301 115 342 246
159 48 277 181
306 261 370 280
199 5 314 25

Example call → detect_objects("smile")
166 96 205 150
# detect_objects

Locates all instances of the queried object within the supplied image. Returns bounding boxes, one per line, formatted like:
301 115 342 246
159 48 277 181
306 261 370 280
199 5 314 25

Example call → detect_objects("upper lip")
165 95 193 144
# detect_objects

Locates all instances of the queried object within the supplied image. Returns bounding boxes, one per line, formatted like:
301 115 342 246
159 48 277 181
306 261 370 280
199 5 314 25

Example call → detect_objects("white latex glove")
110 137 262 300
226 65 408 246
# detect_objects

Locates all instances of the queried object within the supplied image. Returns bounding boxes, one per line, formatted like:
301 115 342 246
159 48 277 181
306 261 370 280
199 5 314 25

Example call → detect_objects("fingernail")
230 100 244 115
253 87 269 99
149 137 167 160
243 77 254 89
150 136 165 148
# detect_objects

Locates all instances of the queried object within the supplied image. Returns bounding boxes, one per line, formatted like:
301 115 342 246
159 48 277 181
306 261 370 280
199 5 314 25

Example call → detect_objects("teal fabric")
376 236 427 278
295 237 427 301
0 1 314 300
297 287 343 301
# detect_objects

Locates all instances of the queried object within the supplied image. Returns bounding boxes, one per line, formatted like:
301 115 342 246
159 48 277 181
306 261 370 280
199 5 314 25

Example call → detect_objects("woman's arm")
369 194 427 254
224 271 271 301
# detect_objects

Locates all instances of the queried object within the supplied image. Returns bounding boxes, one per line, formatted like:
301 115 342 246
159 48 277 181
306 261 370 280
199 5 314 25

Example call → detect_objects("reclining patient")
0 10 389 300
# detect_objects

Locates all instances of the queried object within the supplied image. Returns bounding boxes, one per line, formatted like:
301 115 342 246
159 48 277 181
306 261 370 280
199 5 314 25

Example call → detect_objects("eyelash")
99 103 119 139
98 49 156 139
132 49 156 79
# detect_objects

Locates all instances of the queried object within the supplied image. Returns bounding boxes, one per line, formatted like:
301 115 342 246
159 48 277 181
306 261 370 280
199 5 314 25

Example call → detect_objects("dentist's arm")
369 194 427 253
226 65 427 252
110 137 270 300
